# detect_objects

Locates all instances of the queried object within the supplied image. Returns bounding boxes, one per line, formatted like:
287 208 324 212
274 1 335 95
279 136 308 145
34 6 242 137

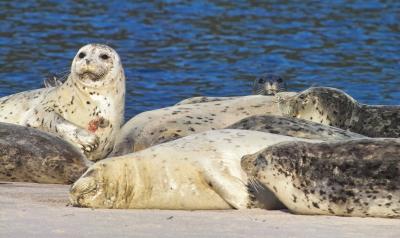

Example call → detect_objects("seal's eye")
277 78 283 83
78 52 86 59
258 78 265 84
100 54 109 60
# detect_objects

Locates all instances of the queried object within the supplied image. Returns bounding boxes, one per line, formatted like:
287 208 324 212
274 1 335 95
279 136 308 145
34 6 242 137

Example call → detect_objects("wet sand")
1 182 399 238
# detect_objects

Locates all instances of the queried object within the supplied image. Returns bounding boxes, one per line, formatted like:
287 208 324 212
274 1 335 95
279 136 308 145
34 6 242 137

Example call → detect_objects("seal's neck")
66 72 125 95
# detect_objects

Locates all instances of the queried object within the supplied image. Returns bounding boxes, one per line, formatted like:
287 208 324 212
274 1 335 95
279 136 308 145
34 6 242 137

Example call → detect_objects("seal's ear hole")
100 54 109 60
79 52 86 59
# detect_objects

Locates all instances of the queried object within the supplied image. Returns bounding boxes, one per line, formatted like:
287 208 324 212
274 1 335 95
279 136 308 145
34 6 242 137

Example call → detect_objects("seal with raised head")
227 115 366 141
175 74 287 106
0 44 125 161
0 122 89 184
278 87 400 137
112 92 296 156
241 139 400 218
70 129 317 210
252 73 287 96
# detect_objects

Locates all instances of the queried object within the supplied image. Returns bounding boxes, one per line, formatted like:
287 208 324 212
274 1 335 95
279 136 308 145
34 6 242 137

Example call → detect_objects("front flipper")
202 168 250 209
22 108 99 155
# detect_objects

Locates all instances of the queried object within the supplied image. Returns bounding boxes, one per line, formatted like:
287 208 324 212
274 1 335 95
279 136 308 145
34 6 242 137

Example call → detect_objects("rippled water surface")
0 0 399 120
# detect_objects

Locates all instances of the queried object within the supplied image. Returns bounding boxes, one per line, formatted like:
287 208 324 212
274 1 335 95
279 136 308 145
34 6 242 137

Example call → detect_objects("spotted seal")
241 138 400 218
175 74 287 106
226 115 366 141
0 122 89 184
70 129 317 209
112 93 296 155
278 87 400 137
0 44 125 161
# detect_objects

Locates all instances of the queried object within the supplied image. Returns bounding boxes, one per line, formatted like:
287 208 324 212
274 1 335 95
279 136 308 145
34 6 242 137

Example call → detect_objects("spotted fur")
242 139 400 218
227 115 366 141
112 92 297 156
278 87 400 137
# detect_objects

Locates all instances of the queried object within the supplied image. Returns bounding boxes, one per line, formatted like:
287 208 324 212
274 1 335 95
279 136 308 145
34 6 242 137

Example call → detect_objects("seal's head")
252 74 287 96
71 44 124 88
69 159 133 208
69 163 108 208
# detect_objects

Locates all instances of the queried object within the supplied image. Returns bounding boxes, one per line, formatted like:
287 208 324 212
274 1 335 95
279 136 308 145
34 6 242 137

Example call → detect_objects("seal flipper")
202 169 250 209
22 107 99 156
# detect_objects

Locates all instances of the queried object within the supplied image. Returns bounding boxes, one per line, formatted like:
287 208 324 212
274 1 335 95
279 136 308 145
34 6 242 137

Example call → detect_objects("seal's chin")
78 72 104 82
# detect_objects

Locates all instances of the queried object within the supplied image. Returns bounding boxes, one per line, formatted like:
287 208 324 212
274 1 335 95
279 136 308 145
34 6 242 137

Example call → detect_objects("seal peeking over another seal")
241 139 400 218
70 129 317 210
0 122 88 184
175 74 287 106
252 74 287 96
278 87 400 137
0 44 125 161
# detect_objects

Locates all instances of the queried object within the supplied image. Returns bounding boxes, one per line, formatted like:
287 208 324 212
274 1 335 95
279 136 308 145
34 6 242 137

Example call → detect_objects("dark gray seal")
0 122 89 184
176 74 288 106
252 74 287 96
241 138 400 218
226 115 366 141
278 87 400 137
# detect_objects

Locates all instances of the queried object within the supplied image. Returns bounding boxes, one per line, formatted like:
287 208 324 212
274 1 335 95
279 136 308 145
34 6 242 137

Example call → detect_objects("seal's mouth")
78 71 104 82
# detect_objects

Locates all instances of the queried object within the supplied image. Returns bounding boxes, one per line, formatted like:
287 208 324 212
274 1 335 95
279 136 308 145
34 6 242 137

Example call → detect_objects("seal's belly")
132 163 231 210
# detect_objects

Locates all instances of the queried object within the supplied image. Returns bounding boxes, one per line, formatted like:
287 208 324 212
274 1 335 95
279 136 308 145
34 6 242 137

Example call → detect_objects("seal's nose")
85 59 91 64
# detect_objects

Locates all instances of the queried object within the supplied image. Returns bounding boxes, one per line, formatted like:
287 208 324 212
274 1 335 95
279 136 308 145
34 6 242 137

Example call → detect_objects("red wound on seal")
88 117 109 133
88 118 100 133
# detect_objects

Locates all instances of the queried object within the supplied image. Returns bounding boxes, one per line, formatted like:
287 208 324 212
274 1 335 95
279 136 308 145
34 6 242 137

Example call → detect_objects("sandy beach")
0 181 399 238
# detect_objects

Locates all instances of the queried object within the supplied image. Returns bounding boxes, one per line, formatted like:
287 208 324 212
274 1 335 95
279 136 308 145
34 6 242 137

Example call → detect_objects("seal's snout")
68 191 79 207
69 182 80 206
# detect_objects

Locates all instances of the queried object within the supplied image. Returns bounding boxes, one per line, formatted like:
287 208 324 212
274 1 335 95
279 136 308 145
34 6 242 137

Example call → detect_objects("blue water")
0 0 399 120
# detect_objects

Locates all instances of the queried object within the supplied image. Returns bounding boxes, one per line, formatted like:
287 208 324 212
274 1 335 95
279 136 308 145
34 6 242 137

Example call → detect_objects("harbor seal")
0 44 125 161
70 129 317 210
227 115 366 141
252 74 287 96
112 93 296 155
175 74 287 106
278 87 400 137
241 139 400 218
0 122 89 184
